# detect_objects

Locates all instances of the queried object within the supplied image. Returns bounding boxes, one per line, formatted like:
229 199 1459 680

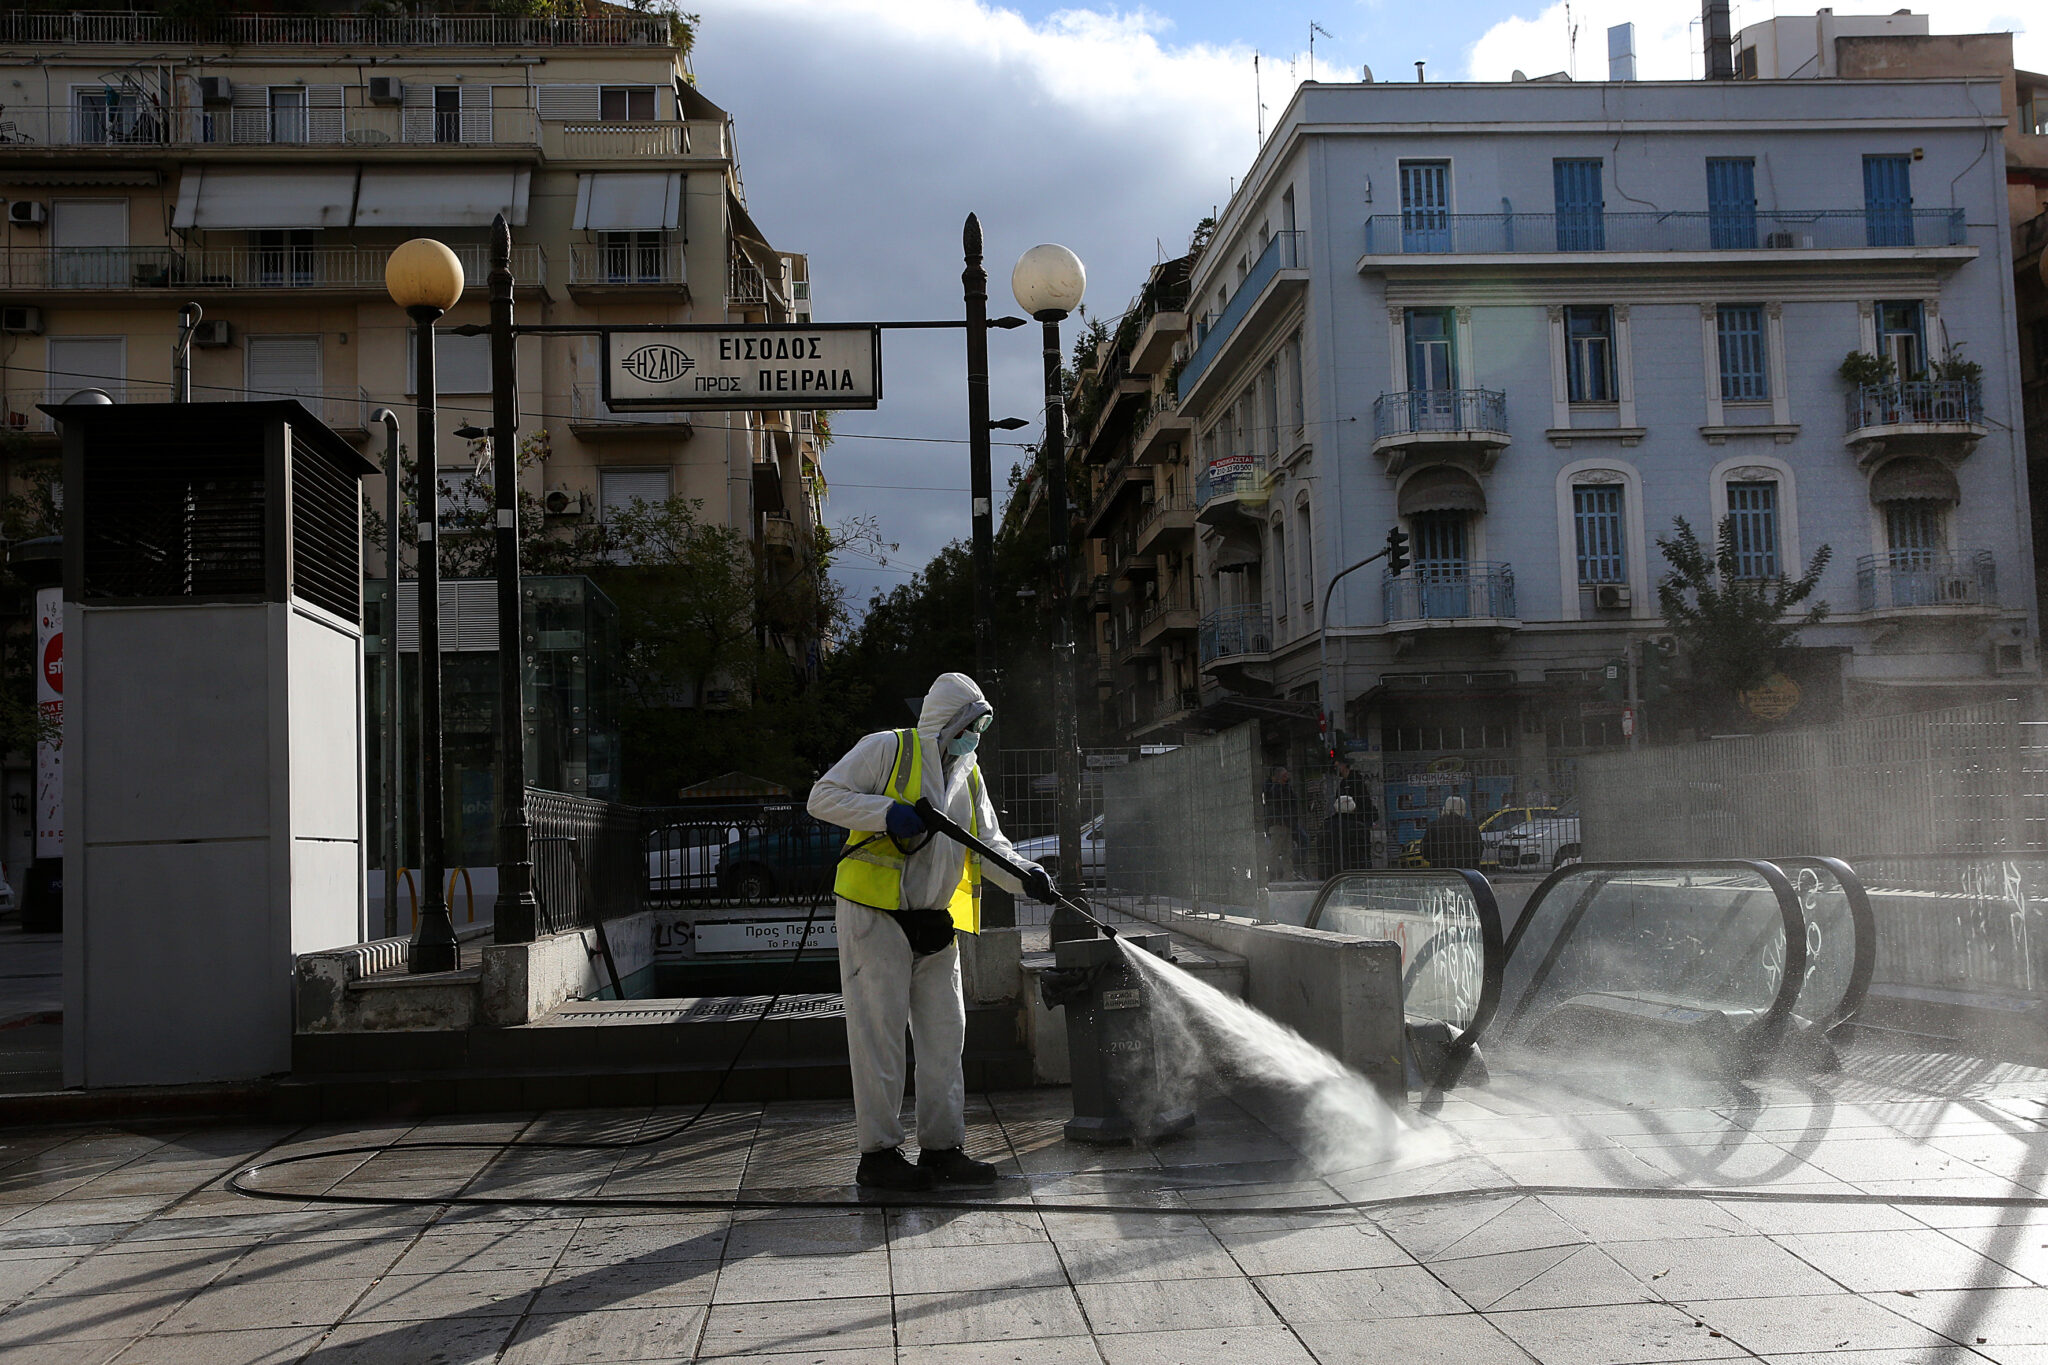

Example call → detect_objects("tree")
1655 515 1832 718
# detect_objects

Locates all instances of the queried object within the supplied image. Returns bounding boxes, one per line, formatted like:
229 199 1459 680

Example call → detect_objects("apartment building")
1163 71 2033 808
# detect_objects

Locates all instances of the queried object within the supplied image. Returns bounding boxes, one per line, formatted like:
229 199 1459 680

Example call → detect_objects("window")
1886 501 1942 569
1565 306 1615 402
1863 154 1914 246
1286 336 1305 431
1553 158 1605 251
1411 511 1468 573
1260 361 1280 456
1876 300 1925 379
433 86 461 143
1726 481 1779 578
436 468 485 530
1271 520 1288 620
1717 305 1768 400
1399 160 1451 252
406 331 492 395
599 231 667 283
600 86 658 121
1573 485 1626 584
1706 158 1757 249
601 468 670 523
72 87 145 145
268 87 306 143
255 230 316 287
1298 505 1314 607
1405 309 1456 391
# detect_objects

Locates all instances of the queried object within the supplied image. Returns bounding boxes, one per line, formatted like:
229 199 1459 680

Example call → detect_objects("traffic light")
1385 526 1410 576
1600 657 1627 703
1639 637 1676 702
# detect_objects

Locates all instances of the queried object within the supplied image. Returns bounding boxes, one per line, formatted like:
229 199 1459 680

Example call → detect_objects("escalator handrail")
1305 867 1505 1053
1766 855 1877 1034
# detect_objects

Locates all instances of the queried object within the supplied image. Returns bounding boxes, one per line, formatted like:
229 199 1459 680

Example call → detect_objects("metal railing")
1844 379 1984 432
1362 208 1969 255
0 244 545 291
5 384 368 432
1856 550 1997 612
1140 592 1198 637
729 258 769 307
1153 686 1202 722
1136 495 1195 540
0 102 540 148
570 384 692 427
642 803 842 910
1178 229 1304 401
527 789 647 939
569 242 687 287
1372 388 1508 440
1195 455 1266 508
1199 603 1275 664
1383 563 1518 623
2 12 674 47
554 119 725 159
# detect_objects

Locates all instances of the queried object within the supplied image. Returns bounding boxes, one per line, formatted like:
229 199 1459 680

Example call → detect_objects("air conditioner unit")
1594 583 1632 610
8 200 47 228
1763 230 1813 249
191 319 232 348
367 76 403 105
542 487 585 517
197 76 233 105
1 306 43 335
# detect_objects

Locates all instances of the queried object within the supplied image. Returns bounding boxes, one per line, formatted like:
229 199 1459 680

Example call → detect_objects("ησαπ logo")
622 344 694 384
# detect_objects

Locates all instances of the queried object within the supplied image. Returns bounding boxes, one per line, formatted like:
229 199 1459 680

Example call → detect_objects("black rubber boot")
856 1146 934 1192
917 1147 999 1185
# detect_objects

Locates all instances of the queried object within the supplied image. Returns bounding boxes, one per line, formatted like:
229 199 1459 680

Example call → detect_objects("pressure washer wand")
912 798 1116 938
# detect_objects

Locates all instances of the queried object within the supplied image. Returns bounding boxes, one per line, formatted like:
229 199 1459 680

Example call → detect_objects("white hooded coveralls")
807 673 1034 1155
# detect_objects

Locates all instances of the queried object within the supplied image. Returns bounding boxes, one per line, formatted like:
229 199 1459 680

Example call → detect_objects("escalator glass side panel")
1306 869 1504 1047
1495 861 1805 1050
1847 854 2048 1004
1768 856 1876 1032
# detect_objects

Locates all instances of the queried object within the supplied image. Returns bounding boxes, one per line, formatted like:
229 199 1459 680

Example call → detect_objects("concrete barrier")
479 912 658 1026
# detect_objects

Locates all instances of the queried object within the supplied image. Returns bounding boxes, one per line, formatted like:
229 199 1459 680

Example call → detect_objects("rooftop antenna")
1566 0 1580 79
1309 21 1333 81
1255 52 1266 143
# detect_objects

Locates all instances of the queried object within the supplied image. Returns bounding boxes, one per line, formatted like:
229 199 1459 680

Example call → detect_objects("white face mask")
946 731 981 757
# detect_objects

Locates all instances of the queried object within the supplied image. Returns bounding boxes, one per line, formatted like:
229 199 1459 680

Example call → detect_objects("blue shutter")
1863 155 1914 247
1727 482 1779 579
1553 159 1605 251
1716 305 1768 401
1573 486 1626 584
1707 158 1757 249
1401 162 1451 253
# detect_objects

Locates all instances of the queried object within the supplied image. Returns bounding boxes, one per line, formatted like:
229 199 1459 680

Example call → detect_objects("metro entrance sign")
601 323 882 412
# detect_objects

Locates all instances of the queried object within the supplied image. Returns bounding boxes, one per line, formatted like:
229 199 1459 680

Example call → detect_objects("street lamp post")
373 406 404 938
386 238 464 974
1012 244 1087 926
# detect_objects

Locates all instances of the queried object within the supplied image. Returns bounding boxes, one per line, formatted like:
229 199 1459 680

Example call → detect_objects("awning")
355 167 530 227
573 172 682 231
172 166 358 229
1870 457 1960 504
1398 465 1487 515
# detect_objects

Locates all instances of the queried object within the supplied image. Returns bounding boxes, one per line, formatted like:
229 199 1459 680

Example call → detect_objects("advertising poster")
34 585 61 860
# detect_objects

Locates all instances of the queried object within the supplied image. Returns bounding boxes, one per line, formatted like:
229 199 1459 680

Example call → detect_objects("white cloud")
1466 0 2041 82
695 1 1263 603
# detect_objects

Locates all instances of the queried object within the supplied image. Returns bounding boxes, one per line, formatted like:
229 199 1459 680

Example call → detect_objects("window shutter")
601 469 670 520
401 82 433 144
460 84 491 144
308 84 344 144
230 81 266 144
536 84 600 121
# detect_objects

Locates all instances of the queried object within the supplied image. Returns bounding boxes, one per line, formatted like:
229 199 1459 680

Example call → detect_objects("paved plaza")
0 1036 2043 1364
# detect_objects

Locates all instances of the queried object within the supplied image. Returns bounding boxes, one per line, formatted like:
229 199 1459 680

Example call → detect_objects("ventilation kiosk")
47 400 376 1087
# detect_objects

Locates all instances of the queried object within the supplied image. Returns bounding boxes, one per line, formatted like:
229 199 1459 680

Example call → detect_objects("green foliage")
1838 350 1895 387
1188 216 1217 256
1931 343 1983 386
1655 515 1832 704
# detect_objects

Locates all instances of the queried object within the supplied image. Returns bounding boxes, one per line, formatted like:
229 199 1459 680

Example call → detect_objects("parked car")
646 823 741 896
716 816 844 900
1010 814 1106 888
1399 804 1558 869
1494 802 1582 870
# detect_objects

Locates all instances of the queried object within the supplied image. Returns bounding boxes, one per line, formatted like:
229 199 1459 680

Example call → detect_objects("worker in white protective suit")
807 672 1055 1191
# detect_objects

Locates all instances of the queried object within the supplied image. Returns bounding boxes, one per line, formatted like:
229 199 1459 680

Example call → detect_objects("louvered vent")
80 429 266 601
290 429 361 624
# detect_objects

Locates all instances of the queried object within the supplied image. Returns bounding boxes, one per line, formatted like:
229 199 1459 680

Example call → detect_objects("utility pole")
963 214 998 692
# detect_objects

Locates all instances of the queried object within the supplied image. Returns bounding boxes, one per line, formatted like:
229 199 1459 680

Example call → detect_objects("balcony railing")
570 243 687 288
1178 229 1304 401
0 244 545 291
1362 209 1968 256
1195 455 1266 508
0 103 541 149
554 120 727 159
1856 550 1996 612
5 384 368 433
729 258 769 307
2 12 674 48
1844 379 1984 433
1153 686 1202 723
1382 564 1517 624
1198 604 1275 664
1372 388 1508 441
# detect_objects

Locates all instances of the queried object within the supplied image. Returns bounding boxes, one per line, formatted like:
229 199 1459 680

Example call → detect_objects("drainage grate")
542 994 845 1026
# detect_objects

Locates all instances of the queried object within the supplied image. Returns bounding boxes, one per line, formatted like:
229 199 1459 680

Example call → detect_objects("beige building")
0 6 823 599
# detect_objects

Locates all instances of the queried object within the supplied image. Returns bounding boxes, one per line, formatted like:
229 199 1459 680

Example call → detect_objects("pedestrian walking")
1419 795 1483 871
1321 756 1377 877
1262 765 1308 881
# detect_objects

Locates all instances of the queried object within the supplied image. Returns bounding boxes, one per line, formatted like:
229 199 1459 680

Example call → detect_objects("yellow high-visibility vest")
834 728 983 933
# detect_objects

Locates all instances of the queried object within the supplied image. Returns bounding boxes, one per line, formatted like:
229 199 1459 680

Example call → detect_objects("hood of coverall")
918 672 993 750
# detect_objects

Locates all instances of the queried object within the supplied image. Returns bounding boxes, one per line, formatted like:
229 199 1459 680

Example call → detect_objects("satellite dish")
1361 65 1374 82
1512 68 1528 81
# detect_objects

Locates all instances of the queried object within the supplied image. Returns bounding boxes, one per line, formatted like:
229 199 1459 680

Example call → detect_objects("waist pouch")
887 908 957 956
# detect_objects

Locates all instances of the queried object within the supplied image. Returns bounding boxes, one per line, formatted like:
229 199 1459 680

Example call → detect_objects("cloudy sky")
695 1 2041 607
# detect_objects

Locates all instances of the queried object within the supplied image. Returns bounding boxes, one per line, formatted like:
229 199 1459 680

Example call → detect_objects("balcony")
1138 594 1199 647
1134 496 1196 554
761 514 801 560
0 244 547 294
1133 392 1190 466
0 103 542 152
729 258 772 310
1359 209 1971 263
1178 230 1307 405
1199 604 1275 667
569 243 688 292
1382 564 1519 628
550 121 728 161
1132 307 1188 376
2 12 675 48
1370 389 1510 474
1195 455 1270 528
1843 380 1987 466
8 384 369 439
1150 686 1203 726
1855 550 1998 615
1083 456 1144 536
570 384 694 442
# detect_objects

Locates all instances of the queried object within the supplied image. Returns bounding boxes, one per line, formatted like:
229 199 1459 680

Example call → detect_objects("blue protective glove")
1022 864 1057 905
885 801 925 841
